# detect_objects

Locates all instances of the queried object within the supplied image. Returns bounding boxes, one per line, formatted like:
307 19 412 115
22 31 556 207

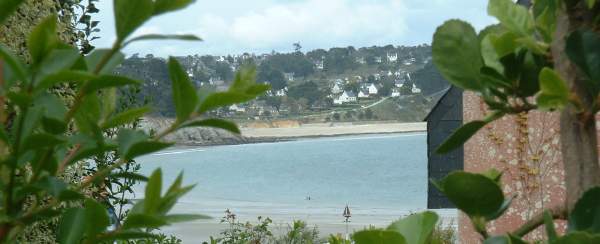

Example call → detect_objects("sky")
93 0 496 57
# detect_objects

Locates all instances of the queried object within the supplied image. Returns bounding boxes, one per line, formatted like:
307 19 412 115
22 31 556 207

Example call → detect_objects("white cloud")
191 0 408 54
94 0 495 56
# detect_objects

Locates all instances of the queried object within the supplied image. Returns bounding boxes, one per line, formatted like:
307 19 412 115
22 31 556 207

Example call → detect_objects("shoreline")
175 122 426 147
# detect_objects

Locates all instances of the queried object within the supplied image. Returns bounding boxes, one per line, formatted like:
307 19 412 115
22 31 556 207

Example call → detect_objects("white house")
387 52 398 62
367 83 379 95
331 83 344 94
284 72 295 81
275 87 288 96
395 79 405 88
315 60 324 70
333 91 357 105
356 57 366 64
358 89 370 98
391 88 401 97
374 56 383 63
411 83 421 94
403 57 416 65
229 104 246 113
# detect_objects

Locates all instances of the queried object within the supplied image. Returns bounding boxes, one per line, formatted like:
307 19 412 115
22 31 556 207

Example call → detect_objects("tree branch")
512 206 567 237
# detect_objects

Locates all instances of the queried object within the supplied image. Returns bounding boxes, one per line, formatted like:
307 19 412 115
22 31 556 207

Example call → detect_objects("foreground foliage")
358 0 600 242
0 0 269 243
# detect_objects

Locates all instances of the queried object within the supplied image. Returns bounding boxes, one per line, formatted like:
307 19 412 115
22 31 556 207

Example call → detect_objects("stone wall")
461 91 567 243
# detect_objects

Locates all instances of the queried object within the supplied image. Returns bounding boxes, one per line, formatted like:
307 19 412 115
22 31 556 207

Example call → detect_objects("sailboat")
343 204 351 222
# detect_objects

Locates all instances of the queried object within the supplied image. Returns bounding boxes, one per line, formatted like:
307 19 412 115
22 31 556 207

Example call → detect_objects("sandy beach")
240 122 426 138
159 202 457 243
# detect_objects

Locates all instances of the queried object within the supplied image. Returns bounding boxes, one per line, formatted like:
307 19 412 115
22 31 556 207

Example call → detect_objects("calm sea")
134 132 453 226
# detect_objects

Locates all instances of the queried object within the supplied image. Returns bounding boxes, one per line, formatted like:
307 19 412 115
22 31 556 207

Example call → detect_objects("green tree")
288 81 322 105
215 61 234 81
257 63 286 90
0 0 269 243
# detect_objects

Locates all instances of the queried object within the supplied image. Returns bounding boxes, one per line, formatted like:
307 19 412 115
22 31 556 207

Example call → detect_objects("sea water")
134 132 455 238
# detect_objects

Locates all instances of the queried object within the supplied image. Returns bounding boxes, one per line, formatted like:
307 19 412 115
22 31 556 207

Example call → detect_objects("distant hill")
114 44 448 122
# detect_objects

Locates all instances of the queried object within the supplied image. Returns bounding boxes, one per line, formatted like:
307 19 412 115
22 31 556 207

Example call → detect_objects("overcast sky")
93 0 496 57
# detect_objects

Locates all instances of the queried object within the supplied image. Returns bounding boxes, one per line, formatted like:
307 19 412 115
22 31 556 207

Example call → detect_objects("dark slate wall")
425 86 463 209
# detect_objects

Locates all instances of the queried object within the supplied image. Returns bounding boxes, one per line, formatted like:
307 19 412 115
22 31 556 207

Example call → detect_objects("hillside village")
115 44 448 123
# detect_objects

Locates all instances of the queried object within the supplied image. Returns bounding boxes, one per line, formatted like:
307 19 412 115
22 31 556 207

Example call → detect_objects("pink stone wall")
460 91 567 243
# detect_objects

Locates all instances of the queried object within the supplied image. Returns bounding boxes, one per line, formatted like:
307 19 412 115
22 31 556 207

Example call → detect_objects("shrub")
0 0 269 243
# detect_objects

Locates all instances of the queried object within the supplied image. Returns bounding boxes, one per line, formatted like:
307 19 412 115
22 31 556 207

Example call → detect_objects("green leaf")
488 0 534 36
434 171 505 218
491 32 519 58
534 0 558 42
22 133 65 151
97 231 158 242
153 0 196 15
34 92 68 120
109 172 149 182
58 208 87 244
432 19 483 91
85 199 109 236
74 93 102 133
124 34 202 46
587 0 597 9
353 230 406 244
544 210 558 241
166 172 184 195
82 75 140 94
117 129 148 157
126 141 173 159
437 111 504 154
101 88 117 120
386 211 438 244
122 214 167 230
566 30 600 89
198 92 256 114
101 107 151 129
554 232 600 244
85 48 125 75
436 121 486 154
481 168 503 183
481 35 505 74
27 15 59 64
0 44 28 83
145 169 163 214
515 36 549 55
483 235 527 244
36 176 67 197
34 70 96 95
536 67 569 110
230 66 258 92
486 196 513 221
37 48 82 80
568 187 600 233
478 24 503 42
114 0 155 41
42 118 67 134
168 57 199 121
157 185 194 215
0 0 25 23
165 214 211 223
180 118 240 134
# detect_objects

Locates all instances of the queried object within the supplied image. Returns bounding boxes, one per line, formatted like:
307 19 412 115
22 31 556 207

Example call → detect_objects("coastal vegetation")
114 44 445 123
0 0 268 242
